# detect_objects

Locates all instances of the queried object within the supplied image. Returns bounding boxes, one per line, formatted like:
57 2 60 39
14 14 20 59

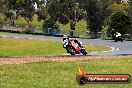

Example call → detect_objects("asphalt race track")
0 33 132 56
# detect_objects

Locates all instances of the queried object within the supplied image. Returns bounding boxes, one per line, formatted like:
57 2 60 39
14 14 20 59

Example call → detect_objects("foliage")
128 0 132 17
101 26 109 39
47 0 84 33
0 0 132 37
109 11 131 35
0 0 8 13
2 0 39 25
0 13 88 37
0 13 5 24
108 3 130 13
57 20 88 36
79 0 103 38
23 27 35 34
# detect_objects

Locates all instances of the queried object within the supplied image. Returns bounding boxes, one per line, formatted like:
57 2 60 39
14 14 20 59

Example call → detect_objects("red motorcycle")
63 38 87 55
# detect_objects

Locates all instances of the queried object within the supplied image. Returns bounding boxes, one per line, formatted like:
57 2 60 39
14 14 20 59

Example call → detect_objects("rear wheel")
120 38 123 42
115 37 118 42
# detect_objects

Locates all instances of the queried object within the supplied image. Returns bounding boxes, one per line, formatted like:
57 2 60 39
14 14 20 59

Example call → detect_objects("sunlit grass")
0 37 65 56
85 44 111 52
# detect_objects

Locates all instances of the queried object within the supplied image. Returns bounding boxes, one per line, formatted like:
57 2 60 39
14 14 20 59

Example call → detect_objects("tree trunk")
24 17 32 27
70 20 76 37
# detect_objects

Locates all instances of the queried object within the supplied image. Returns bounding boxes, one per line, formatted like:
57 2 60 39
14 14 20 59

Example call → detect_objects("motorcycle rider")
115 32 121 37
110 29 116 39
69 38 81 52
62 35 87 55
114 32 123 42
63 35 82 47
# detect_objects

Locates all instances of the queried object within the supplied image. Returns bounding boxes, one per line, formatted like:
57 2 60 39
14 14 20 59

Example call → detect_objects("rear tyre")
115 38 118 42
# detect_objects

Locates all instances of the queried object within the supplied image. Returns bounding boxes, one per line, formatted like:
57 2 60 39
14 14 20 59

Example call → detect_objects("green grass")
0 32 10 34
0 57 132 88
85 44 110 52
0 37 65 56
0 37 111 56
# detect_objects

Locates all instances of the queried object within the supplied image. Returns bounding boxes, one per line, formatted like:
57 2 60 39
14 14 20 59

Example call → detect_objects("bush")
23 28 34 34
101 26 109 39
124 34 132 40
0 13 5 24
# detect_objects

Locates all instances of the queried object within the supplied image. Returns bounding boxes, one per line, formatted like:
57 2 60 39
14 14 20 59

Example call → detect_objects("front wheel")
81 49 87 55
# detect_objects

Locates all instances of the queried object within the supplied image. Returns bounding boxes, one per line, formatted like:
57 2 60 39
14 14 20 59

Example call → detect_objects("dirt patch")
0 55 132 65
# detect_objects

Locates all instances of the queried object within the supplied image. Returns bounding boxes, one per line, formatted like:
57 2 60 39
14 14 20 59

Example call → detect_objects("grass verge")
0 37 111 56
0 57 132 88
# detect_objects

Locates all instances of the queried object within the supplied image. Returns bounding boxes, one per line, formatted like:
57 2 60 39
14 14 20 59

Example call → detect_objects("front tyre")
121 39 123 42
67 47 75 55
81 49 87 55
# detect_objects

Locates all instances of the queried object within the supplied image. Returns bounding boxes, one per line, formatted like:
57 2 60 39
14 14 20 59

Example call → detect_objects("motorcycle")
63 38 87 55
114 32 123 42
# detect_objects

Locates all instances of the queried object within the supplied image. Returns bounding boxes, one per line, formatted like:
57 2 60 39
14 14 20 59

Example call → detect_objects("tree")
128 0 132 17
34 0 48 21
47 0 84 36
112 0 123 4
110 12 131 35
3 0 38 26
0 0 8 13
98 0 114 25
79 0 103 38
108 3 129 13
